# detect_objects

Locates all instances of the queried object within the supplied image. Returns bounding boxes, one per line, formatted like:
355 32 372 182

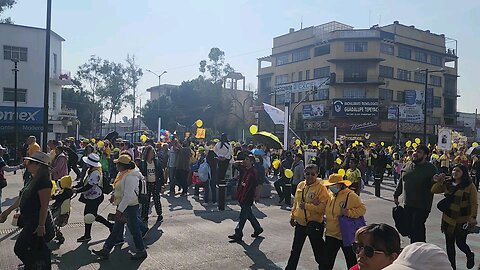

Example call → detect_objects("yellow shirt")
27 142 41 157
325 189 366 240
290 179 329 226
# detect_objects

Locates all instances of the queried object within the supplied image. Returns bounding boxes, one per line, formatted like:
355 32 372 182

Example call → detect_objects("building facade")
257 21 459 144
0 23 74 147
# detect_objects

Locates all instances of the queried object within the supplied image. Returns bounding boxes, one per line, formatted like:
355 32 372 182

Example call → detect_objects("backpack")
100 175 113 194
198 159 210 182
137 177 149 204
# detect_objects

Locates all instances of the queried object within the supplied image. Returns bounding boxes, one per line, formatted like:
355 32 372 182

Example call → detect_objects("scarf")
113 169 131 187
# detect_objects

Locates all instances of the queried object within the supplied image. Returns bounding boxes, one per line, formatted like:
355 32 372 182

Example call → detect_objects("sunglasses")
352 242 385 258
305 172 317 176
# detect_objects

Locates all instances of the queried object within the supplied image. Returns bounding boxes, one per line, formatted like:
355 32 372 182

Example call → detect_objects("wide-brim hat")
322 173 352 187
113 154 135 166
24 151 51 167
82 153 101 167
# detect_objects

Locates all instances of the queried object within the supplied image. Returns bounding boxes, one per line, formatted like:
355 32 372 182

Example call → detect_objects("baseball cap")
383 242 451 270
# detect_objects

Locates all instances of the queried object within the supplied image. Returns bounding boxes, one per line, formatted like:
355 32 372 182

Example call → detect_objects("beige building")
257 21 459 144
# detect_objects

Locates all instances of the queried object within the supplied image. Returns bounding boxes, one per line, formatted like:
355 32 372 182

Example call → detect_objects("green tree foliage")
125 54 143 129
0 0 16 23
199 47 235 83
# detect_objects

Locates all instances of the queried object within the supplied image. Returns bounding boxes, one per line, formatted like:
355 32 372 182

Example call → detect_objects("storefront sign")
0 106 44 125
0 124 52 132
332 99 378 117
302 104 324 119
273 77 329 93
335 120 379 132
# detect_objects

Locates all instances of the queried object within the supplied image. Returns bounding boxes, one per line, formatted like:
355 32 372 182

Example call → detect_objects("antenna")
301 16 303 29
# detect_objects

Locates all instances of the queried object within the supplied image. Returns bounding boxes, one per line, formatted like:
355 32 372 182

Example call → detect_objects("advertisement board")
0 106 44 125
331 99 378 117
302 104 324 119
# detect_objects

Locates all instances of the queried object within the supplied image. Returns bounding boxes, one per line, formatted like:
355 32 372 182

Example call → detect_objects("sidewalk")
0 171 478 270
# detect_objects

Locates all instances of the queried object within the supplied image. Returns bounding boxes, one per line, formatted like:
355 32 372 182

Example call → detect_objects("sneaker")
467 253 475 269
130 250 148 260
251 228 264 238
156 215 164 223
228 234 242 242
77 236 91 243
92 249 110 259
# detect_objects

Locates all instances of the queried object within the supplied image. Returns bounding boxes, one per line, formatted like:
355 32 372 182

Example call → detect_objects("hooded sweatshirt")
325 188 366 240
114 168 142 213
290 179 329 226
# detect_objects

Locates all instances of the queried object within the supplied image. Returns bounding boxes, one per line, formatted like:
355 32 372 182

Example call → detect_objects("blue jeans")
235 204 262 237
104 205 147 252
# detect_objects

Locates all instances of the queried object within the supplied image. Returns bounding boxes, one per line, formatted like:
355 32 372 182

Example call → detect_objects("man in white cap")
383 242 452 270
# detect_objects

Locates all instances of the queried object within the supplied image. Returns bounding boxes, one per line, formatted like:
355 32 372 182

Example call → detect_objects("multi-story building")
257 21 459 144
0 23 74 147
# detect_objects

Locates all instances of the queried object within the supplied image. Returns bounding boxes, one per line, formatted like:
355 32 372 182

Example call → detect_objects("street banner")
263 103 284 125
438 128 452 151
332 99 378 117
302 104 324 119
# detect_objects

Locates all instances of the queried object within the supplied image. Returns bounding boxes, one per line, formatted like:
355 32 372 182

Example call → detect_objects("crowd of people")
0 133 478 269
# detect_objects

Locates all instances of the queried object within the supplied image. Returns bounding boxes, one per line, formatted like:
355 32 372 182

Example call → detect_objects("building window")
298 71 303 81
3 88 27 102
434 96 442 108
306 70 310 80
379 88 393 101
53 53 58 74
259 77 271 90
380 43 394 55
398 46 411 59
415 51 427 63
343 88 366 99
313 89 329 100
430 75 442 86
276 54 290 66
291 72 295 82
396 91 405 103
275 93 285 104
298 92 303 101
379 65 394 78
292 48 310 62
275 74 288 85
291 93 296 103
3 45 28 61
344 63 367 82
430 54 442 66
397 69 411 81
52 91 57 110
414 71 426 84
314 44 330 56
345 42 368 52
314 66 330 79
444 98 455 114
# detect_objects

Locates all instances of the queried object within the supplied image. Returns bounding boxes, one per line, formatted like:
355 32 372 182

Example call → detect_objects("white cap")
383 242 452 270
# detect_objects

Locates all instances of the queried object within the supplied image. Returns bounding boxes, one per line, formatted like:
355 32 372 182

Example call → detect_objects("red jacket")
236 167 257 206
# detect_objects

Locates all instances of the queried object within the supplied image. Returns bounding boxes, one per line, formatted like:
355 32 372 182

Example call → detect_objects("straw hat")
113 154 135 166
322 173 352 187
82 153 101 168
24 151 51 167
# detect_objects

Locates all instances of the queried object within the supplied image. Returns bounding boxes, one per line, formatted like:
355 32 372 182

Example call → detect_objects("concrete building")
146 84 178 101
100 116 149 141
457 112 480 142
257 21 459 144
0 23 75 146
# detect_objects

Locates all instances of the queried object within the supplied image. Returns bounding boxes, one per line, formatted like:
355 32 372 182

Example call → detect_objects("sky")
4 0 480 118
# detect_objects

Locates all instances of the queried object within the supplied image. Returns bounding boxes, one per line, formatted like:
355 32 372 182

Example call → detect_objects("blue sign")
0 106 44 125
332 99 379 117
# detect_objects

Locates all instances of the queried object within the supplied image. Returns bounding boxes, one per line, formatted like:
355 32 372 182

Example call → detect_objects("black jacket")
139 158 165 186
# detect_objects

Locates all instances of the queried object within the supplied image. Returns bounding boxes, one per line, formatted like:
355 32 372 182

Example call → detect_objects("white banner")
263 103 284 125
438 128 452 151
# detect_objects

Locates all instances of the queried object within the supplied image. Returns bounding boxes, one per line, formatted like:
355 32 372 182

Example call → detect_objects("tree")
0 0 16 23
125 54 143 130
199 60 207 78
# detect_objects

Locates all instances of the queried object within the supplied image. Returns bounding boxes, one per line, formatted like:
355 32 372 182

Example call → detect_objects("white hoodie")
114 168 143 213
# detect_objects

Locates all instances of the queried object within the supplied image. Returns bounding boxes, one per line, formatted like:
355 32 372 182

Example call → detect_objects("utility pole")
423 69 428 145
11 59 19 161
42 0 52 152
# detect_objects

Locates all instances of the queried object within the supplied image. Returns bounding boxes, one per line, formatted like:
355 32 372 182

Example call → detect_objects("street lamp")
11 59 19 162
42 0 52 151
145 69 167 86
417 68 445 144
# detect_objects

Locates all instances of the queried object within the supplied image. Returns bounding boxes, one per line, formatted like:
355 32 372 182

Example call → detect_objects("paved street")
0 171 479 270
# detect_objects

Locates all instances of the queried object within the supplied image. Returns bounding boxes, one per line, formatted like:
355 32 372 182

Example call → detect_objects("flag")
263 103 284 125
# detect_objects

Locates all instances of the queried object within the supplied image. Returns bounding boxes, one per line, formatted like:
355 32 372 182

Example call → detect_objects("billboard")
331 99 378 117
302 104 324 119
0 106 44 125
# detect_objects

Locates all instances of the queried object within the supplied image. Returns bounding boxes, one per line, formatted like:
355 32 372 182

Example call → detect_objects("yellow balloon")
284 169 294 179
272 159 280 169
415 138 421 144
338 169 346 177
91 138 96 144
354 140 359 145
196 119 203 128
412 142 418 148
318 140 323 145
295 139 301 146
473 142 479 147
335 140 340 146
249 125 258 135
381 142 385 146
97 141 105 148
51 180 57 196
140 134 147 142
406 141 412 148
453 143 457 149
369 142 376 147
336 158 342 165
312 141 318 147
